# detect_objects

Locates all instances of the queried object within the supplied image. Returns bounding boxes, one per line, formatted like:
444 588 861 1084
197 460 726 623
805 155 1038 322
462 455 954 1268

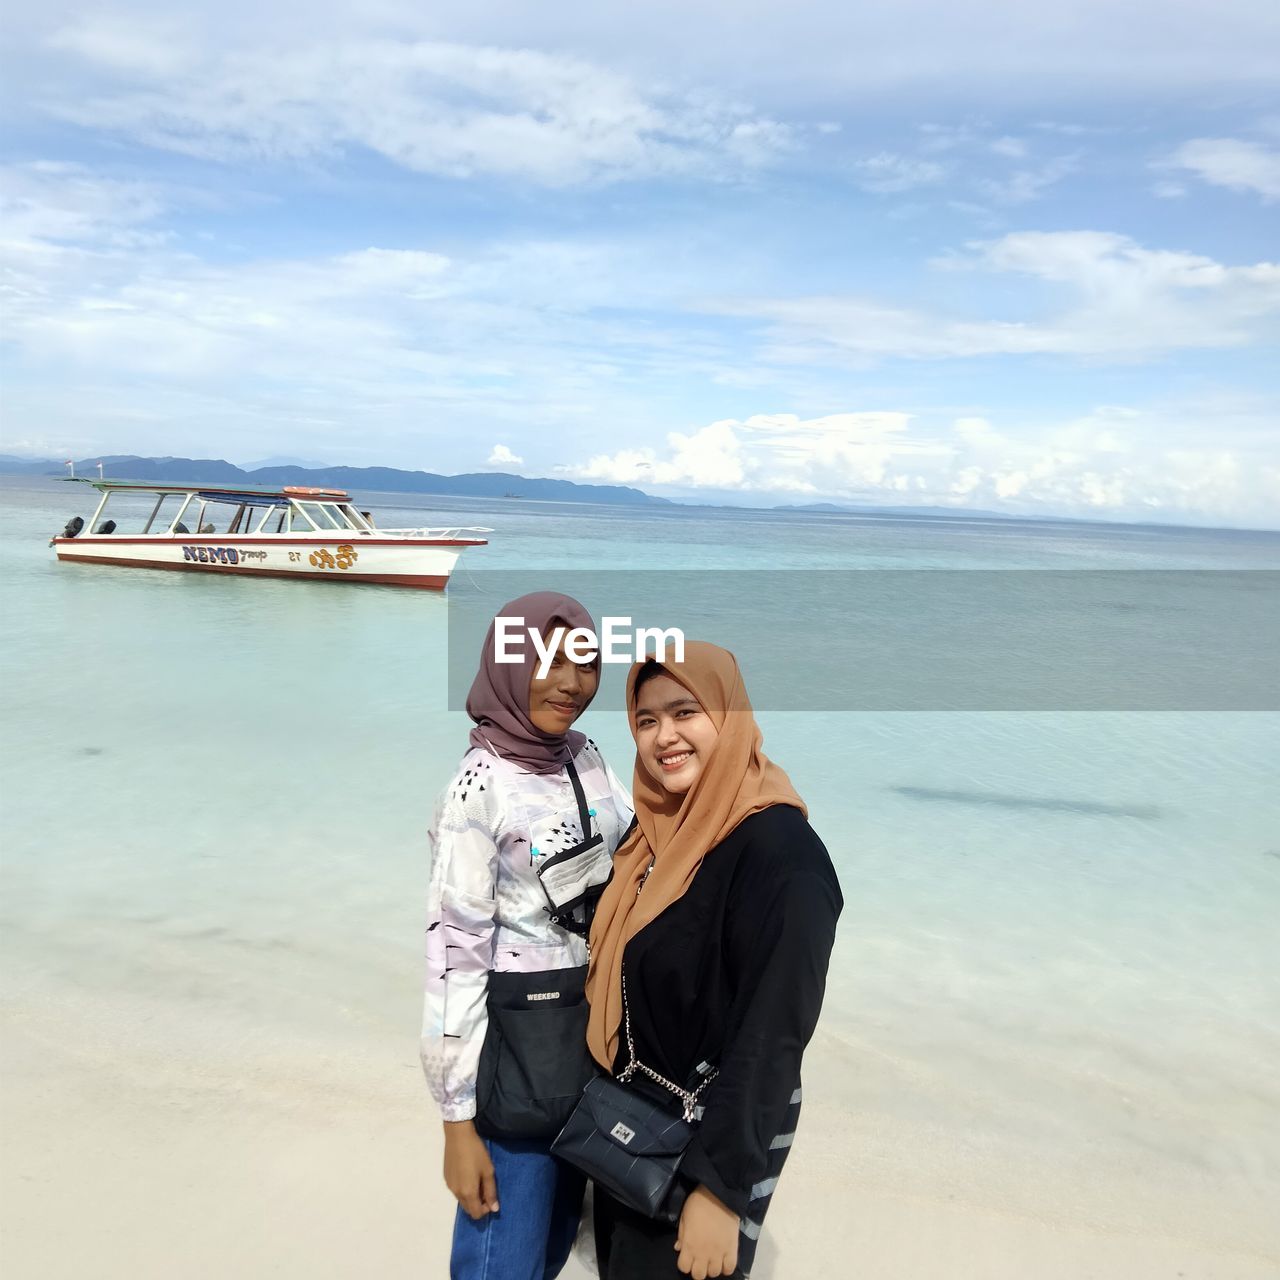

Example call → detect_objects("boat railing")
374 526 494 540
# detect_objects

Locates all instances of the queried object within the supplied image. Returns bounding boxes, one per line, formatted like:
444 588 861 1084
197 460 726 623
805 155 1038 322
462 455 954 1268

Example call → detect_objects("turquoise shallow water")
3 474 1279 1249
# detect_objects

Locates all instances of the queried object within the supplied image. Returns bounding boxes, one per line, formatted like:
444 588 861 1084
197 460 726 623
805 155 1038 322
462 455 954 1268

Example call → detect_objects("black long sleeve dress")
596 804 843 1280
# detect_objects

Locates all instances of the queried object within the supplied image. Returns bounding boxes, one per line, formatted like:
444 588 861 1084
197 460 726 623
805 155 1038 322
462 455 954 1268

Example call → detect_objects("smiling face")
527 631 599 734
632 670 720 795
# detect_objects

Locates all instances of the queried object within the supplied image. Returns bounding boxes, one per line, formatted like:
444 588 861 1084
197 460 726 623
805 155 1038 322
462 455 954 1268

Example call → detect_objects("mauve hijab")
466 591 601 775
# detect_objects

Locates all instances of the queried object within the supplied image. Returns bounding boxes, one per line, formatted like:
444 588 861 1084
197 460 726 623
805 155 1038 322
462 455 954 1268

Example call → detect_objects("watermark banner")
446 570 1280 712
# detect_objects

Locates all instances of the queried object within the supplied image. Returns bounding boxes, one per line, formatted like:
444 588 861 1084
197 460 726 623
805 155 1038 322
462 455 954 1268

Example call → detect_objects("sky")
1 1 1278 526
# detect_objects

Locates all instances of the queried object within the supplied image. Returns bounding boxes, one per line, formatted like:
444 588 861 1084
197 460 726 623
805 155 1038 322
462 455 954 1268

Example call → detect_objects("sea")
3 472 1278 1266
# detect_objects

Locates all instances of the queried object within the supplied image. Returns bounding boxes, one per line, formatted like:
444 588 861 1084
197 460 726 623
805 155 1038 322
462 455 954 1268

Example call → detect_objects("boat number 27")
182 545 240 565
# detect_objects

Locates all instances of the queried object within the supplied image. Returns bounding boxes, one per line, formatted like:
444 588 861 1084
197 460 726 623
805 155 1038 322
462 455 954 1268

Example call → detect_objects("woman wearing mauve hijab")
421 592 633 1279
586 642 843 1279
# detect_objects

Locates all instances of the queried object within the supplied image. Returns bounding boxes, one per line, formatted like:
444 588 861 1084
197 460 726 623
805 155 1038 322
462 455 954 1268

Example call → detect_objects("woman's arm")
680 828 843 1218
421 757 504 1216
420 771 501 1119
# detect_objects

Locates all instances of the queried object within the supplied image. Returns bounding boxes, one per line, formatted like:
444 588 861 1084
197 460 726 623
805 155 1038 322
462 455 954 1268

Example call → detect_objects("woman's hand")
442 1120 499 1220
675 1184 739 1278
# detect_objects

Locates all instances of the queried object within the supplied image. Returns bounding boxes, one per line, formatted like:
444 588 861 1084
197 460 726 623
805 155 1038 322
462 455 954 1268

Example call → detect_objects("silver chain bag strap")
550 961 718 1221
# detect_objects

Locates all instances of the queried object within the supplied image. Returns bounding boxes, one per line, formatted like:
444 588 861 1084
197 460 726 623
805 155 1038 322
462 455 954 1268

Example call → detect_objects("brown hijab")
585 641 806 1070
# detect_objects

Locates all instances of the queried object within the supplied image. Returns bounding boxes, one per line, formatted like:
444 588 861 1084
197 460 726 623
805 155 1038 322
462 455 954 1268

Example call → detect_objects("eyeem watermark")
449 570 1280 711
495 616 685 678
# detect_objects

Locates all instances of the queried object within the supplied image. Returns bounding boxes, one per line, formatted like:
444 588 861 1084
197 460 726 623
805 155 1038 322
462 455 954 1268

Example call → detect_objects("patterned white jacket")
420 739 633 1121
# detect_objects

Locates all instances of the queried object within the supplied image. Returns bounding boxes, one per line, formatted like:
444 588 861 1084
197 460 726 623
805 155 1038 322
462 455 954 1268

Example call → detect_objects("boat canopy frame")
62 477 491 540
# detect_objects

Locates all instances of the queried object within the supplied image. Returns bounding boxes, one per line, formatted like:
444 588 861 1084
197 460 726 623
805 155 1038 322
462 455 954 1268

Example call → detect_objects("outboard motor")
94 519 117 534
51 515 84 545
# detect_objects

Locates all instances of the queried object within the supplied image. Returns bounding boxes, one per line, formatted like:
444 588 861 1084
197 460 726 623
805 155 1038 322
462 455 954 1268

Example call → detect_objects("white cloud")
575 412 943 494
917 122 984 152
977 153 1077 204
6 0 1276 118
0 161 171 247
39 28 793 187
487 444 523 467
576 421 748 487
989 136 1028 158
568 404 1280 525
571 448 658 484
0 161 754 465
937 406 1280 521
718 231 1280 362
48 14 193 77
1166 137 1280 201
1030 121 1124 138
855 127 1073 207
953 416 997 447
968 230 1276 298
854 152 946 194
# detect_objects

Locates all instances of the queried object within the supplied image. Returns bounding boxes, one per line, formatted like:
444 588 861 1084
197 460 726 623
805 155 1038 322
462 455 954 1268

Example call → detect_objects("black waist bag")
475 966 595 1140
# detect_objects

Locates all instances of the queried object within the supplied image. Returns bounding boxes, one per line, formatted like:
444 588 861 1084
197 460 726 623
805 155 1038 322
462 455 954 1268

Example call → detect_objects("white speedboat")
50 479 490 589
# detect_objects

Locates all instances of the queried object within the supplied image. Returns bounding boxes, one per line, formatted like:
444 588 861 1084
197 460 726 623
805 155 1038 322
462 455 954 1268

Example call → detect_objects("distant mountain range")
0 454 671 507
0 456 1016 516
0 453 70 474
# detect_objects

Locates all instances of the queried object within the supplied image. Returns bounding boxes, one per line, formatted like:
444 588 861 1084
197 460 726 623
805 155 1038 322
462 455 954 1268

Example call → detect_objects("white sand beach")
4 969 1277 1280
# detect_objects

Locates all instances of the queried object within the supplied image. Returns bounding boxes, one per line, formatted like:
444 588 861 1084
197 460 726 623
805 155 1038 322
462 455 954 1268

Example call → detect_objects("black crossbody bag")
551 965 718 1221
474 760 613 1140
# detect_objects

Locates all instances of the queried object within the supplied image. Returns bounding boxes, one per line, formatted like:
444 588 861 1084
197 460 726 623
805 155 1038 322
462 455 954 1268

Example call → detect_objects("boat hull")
51 535 475 590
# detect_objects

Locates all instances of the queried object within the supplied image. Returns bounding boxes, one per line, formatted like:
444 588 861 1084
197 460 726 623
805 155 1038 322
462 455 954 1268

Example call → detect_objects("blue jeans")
450 1136 585 1280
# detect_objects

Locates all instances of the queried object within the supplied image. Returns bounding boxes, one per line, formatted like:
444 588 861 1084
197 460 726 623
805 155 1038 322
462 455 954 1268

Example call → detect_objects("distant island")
776 501 1019 520
0 454 671 508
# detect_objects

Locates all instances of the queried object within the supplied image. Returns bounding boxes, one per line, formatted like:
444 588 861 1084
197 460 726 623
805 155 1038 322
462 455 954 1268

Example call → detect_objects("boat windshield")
288 502 371 533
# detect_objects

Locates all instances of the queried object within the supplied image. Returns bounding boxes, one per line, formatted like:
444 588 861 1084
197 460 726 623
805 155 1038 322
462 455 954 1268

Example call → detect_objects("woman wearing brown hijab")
586 642 843 1279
